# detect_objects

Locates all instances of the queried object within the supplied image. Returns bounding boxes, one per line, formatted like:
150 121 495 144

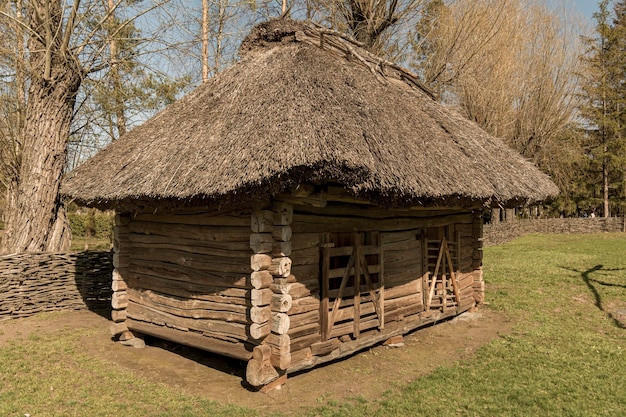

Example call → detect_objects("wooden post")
353 232 361 339
110 214 136 343
320 234 331 341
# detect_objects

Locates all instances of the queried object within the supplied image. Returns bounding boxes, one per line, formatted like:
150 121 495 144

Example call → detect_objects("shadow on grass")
563 264 626 329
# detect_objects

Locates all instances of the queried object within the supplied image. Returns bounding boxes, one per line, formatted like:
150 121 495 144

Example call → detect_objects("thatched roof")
62 19 558 211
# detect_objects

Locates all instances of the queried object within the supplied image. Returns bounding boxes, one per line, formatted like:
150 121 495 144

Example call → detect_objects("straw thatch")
62 19 559 211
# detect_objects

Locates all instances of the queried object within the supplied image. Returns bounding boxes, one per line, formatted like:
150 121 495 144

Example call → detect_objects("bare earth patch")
0 308 512 415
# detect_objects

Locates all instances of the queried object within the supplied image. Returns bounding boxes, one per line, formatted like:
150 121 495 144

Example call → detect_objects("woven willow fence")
0 251 113 321
483 217 625 246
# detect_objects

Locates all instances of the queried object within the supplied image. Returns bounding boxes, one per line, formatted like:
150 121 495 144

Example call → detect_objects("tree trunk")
202 0 210 82
603 151 610 218
1 1 82 254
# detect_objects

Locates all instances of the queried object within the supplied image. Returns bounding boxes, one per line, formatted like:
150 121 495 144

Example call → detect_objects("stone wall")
0 251 112 321
483 217 625 247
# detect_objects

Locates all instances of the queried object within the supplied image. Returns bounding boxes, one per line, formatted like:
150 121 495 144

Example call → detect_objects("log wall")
273 189 484 373
0 251 112 321
111 209 257 360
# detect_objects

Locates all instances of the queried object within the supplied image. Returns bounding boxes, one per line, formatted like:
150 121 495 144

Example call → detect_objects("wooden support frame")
320 231 384 341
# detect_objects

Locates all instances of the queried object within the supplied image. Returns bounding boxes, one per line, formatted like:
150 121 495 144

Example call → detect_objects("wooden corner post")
247 202 293 390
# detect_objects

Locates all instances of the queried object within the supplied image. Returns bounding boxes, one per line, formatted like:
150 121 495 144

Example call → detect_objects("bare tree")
305 0 426 55
412 0 583 178
0 0 174 253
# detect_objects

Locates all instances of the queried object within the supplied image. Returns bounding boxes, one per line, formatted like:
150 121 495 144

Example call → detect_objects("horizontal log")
251 210 274 233
128 261 249 289
289 309 319 329
273 202 293 226
328 264 380 280
289 246 319 266
269 257 292 278
112 280 127 292
249 322 271 340
458 297 476 312
265 333 290 350
384 280 421 300
291 197 472 218
111 291 128 310
288 321 320 340
290 264 319 282
290 233 321 251
289 347 313 368
271 293 293 313
111 309 127 322
271 351 291 370
250 233 273 254
288 296 320 315
130 247 251 275
127 318 253 361
251 254 272 272
272 226 292 242
286 308 462 374
128 233 251 255
291 213 474 234
310 338 340 356
246 358 279 387
132 212 249 227
127 301 248 340
129 221 251 242
328 315 380 339
250 306 271 324
127 288 248 324
251 271 273 289
278 281 318 299
384 303 424 322
291 333 324 352
126 274 249 306
272 241 292 257
271 313 290 335
251 288 273 306
252 344 272 361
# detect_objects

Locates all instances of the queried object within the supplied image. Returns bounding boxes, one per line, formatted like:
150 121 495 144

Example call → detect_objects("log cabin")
61 19 559 389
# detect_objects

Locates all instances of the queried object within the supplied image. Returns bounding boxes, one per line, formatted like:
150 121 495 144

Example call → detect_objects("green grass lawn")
1 233 625 416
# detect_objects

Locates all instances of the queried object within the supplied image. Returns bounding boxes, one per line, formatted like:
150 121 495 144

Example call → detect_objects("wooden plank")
131 247 251 274
127 287 248 314
129 221 251 242
128 261 249 289
128 233 250 254
126 318 253 361
327 251 355 337
289 320 320 339
127 288 248 323
288 296 320 315
320 234 330 341
310 338 340 356
126 301 249 340
126 274 249 305
132 213 249 227
378 233 385 330
353 233 361 339
291 213 474 234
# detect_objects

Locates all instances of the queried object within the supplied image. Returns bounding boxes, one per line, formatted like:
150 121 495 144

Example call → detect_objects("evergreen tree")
579 0 626 217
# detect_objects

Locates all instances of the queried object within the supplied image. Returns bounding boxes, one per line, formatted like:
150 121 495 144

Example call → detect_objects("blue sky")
572 0 598 22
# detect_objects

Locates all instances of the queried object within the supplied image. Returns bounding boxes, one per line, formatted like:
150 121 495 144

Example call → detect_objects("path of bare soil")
0 308 513 415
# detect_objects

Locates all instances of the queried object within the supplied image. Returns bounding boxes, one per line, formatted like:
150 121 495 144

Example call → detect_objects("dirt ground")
0 308 512 415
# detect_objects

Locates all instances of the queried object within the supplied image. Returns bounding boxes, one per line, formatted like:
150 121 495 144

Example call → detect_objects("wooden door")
320 232 384 341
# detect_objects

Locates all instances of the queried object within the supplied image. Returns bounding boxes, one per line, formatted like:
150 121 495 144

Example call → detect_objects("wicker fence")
0 251 113 321
0 218 623 322
483 217 625 247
